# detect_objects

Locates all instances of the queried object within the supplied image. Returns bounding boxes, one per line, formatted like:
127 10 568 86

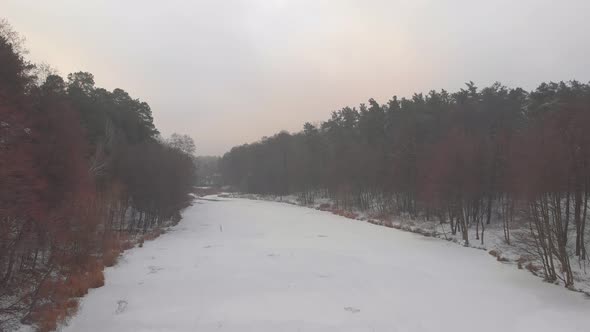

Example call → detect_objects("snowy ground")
61 196 589 332
229 193 590 293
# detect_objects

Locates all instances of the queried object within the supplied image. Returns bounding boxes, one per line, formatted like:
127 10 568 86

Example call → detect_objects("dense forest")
0 22 196 330
221 80 590 289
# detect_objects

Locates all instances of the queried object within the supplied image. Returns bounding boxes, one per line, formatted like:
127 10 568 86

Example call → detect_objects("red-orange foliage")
30 277 80 332
142 228 164 242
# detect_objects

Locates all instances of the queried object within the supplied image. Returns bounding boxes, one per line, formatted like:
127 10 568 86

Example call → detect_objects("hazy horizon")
5 0 590 155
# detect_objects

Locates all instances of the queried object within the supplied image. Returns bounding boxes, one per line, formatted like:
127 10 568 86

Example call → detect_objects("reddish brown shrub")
143 228 164 241
121 240 134 251
85 262 105 289
30 279 81 332
102 249 120 267
101 233 131 267
330 209 358 220
526 262 542 274
516 257 527 269
64 275 88 298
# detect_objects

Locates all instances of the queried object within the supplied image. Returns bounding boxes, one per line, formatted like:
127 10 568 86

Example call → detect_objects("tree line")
0 21 196 331
221 80 590 289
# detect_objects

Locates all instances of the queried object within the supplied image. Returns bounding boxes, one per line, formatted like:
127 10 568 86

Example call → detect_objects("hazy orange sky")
4 0 590 155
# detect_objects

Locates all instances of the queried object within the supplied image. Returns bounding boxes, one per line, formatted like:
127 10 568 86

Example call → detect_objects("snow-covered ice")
61 197 589 332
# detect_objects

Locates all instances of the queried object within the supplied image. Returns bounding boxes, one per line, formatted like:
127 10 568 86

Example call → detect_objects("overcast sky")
4 0 590 155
